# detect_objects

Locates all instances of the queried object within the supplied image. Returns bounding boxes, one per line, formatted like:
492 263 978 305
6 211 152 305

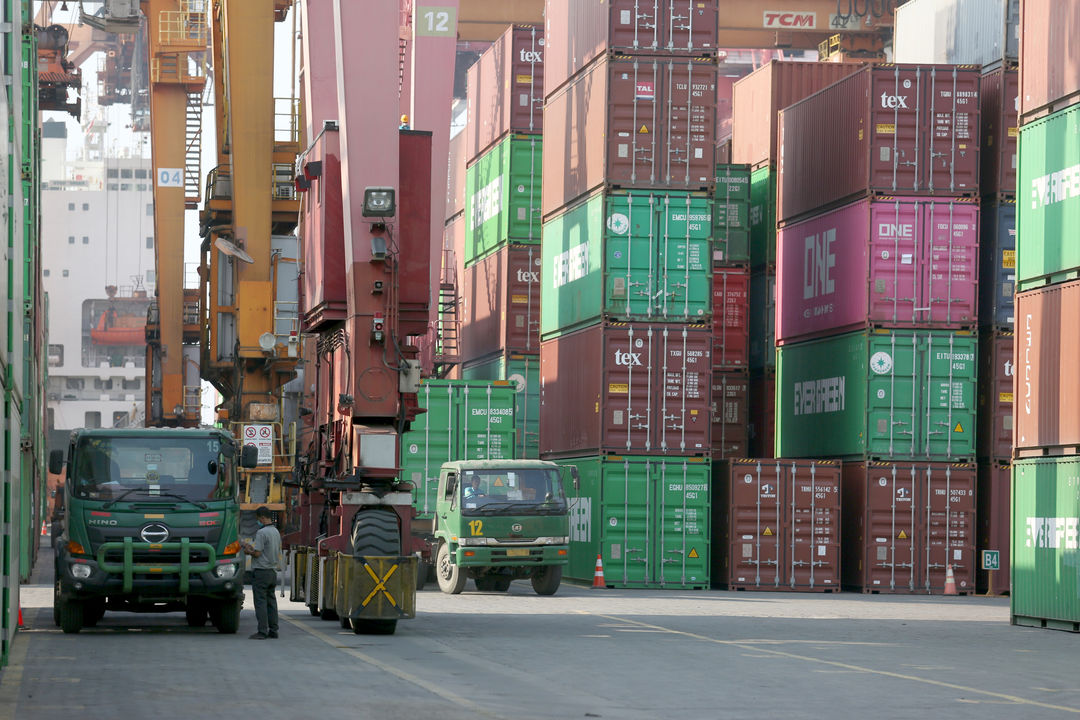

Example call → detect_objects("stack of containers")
541 0 719 588
459 25 545 458
894 0 1020 598
775 63 983 595
1011 0 1080 631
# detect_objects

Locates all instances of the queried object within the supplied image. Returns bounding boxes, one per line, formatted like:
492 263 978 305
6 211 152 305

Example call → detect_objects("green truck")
49 427 258 634
433 460 575 595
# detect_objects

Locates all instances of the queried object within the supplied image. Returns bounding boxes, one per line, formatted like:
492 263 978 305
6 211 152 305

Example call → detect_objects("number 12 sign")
416 6 456 37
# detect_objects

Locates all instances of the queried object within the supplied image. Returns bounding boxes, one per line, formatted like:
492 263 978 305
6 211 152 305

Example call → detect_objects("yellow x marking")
361 562 399 608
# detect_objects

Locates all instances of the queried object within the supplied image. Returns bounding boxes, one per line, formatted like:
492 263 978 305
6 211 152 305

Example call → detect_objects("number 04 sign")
157 168 183 188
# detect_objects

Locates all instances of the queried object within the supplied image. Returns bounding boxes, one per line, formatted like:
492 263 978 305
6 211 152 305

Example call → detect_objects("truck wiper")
102 489 208 510
102 488 141 509
147 491 208 510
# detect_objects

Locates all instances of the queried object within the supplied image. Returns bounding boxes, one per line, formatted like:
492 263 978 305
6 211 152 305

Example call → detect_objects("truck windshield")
460 469 565 515
72 436 235 503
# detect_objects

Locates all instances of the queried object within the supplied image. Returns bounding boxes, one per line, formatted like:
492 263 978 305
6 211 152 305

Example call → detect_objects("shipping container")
748 267 775 371
465 24 544 164
561 455 710 588
461 353 540 459
842 461 976 594
776 197 979 344
1018 0 1080 123
776 330 978 460
713 164 751 264
543 55 718 219
540 190 713 338
1016 105 1080 291
1014 281 1080 455
299 133 346 330
540 323 712 458
979 199 1016 328
778 65 981 224
464 135 542 265
543 0 719 99
713 459 841 591
732 61 862 169
977 460 1011 595
893 0 1019 68
750 370 776 459
401 380 518 518
980 68 1019 197
712 266 749 370
446 128 467 221
978 329 1014 460
749 166 776 269
461 244 541 360
711 371 749 458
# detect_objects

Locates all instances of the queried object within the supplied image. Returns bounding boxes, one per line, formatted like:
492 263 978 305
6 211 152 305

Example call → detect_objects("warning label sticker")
609 383 629 395
688 548 699 559
516 74 533 85
638 124 649 134
876 123 896 135
511 294 529 304
763 527 773 537
954 422 964 433
898 530 908 540
1002 250 1016 269
1000 392 1014 403
1007 127 1018 137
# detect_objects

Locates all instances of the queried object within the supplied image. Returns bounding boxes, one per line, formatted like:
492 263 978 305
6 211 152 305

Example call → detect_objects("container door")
714 166 751 264
506 356 540 459
711 372 749 457
600 459 652 587
921 464 976 594
565 458 602 582
921 67 980 195
918 332 977 459
662 0 719 53
652 460 710 588
727 461 783 588
920 201 978 327
506 246 541 354
459 384 517 460
864 463 918 592
712 267 750 370
661 59 716 189
866 333 919 458
868 200 920 325
601 326 655 452
402 383 457 517
505 136 543 244
607 58 661 189
870 67 923 194
605 192 661 319
654 326 712 455
656 193 712 321
786 462 841 591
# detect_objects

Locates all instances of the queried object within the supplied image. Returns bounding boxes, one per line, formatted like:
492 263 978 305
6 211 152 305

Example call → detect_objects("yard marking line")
584 613 1080 715
0 626 31 720
282 615 509 720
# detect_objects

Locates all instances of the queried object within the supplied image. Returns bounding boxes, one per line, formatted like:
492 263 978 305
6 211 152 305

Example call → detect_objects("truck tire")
59 596 84 634
339 615 352 629
185 601 208 627
348 509 402 635
83 598 106 627
53 578 61 627
436 542 466 595
351 618 397 635
531 565 562 596
214 598 241 634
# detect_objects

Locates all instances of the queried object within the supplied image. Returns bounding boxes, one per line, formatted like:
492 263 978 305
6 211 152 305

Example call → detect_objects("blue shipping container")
979 199 1015 328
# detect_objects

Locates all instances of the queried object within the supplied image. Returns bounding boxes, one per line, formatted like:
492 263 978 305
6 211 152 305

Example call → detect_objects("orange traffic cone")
944 564 958 595
40 521 48 536
17 607 23 629
592 554 606 589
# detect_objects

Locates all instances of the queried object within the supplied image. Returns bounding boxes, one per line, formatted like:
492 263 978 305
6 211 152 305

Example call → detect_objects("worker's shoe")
267 631 279 639
249 632 268 640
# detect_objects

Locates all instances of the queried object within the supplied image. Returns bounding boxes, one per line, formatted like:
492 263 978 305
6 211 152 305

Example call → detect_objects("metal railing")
158 1 208 47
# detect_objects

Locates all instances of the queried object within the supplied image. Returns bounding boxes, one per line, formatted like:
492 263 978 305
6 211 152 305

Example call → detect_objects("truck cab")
50 427 258 633
434 460 575 595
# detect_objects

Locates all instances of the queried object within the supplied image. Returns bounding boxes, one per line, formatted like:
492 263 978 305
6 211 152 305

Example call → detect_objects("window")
43 269 50 277
107 168 119 178
62 270 69 277
146 270 155 283
134 169 148 179
65 377 84 390
146 204 153 216
120 168 132 179
120 183 131 191
48 344 64 366
68 202 75 211
108 183 119 191
137 184 147 192
82 203 89 211
82 237 89 245
84 411 101 428
112 411 129 427
68 236 75 244
146 237 153 249
122 377 140 390
93 378 114 390
47 408 54 430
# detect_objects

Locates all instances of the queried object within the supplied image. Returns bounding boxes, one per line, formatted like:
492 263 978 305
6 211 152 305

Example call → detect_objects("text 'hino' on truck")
49 427 259 634
434 460 576 595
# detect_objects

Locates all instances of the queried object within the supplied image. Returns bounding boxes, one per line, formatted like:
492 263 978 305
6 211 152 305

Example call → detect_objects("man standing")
242 507 281 639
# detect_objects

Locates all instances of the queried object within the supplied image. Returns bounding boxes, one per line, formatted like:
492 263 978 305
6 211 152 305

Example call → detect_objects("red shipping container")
1015 281 1080 456
978 329 1013 460
750 370 776 459
842 462 976 595
732 61 861 169
778 65 981 224
543 0 719 99
542 55 718 219
299 132 346 331
712 266 749 369
446 129 466 221
1019 0 1080 123
460 244 541 361
397 130 433 336
980 68 1019 197
465 24 544 164
711 371 748 458
977 460 1011 595
539 323 712 457
776 197 979 344
713 459 841 591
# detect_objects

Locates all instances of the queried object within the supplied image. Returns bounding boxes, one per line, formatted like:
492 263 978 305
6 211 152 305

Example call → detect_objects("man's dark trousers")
252 568 278 635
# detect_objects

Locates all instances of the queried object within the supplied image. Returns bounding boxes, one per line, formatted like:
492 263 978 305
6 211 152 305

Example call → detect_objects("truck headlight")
543 537 569 545
70 563 92 579
214 563 238 579
458 537 488 547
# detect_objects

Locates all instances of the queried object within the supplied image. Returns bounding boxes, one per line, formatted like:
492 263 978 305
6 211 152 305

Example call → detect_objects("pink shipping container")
1019 0 1080 123
977 460 1011 595
465 25 544 164
543 0 719 99
460 244 541 361
731 61 862 169
539 323 712 458
776 197 979 344
978 329 1013 460
542 54 718 219
980 68 1019 198
712 266 749 370
299 133 346 331
712 371 748 458
778 64 981 224
446 130 466 221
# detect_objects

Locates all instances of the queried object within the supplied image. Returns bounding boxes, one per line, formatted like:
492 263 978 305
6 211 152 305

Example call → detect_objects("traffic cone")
40 521 48 536
17 607 23 629
944 564 958 595
592 554 606 589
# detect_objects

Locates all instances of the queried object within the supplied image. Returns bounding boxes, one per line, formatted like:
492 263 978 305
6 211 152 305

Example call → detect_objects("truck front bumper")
453 544 568 567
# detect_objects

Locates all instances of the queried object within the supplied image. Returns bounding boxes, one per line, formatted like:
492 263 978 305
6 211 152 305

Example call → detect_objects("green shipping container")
749 166 777 269
401 380 517 518
541 190 713 339
1017 104 1080 291
464 134 542 266
1012 458 1080 631
776 330 977 460
461 353 539 459
560 455 710 589
713 164 751 264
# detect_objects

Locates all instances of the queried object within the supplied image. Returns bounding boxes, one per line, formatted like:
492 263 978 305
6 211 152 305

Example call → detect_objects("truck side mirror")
571 466 580 491
240 444 260 469
49 450 64 475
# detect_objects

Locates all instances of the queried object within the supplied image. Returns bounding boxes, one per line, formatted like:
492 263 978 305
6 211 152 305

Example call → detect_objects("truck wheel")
531 565 562 596
339 615 351 629
319 606 338 622
59 596 84 634
348 508 401 556
308 604 320 617
53 579 61 627
84 598 106 627
436 542 466 595
351 618 397 635
214 599 241 634
185 602 208 627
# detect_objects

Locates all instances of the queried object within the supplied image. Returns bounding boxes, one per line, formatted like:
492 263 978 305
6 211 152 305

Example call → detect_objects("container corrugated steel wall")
980 68 1019 198
562 455 710 589
748 268 775 371
712 266 749 370
460 244 541 360
749 166 776 269
977 460 1011 595
1018 0 1080 123
713 164 751 264
465 135 542 266
979 199 1016 328
978 329 1014 460
776 330 978 460
1012 457 1080 630
750 371 776 459
1016 104 1080 291
462 354 540 459
894 0 1019 67
711 371 749 458
446 129 466 221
